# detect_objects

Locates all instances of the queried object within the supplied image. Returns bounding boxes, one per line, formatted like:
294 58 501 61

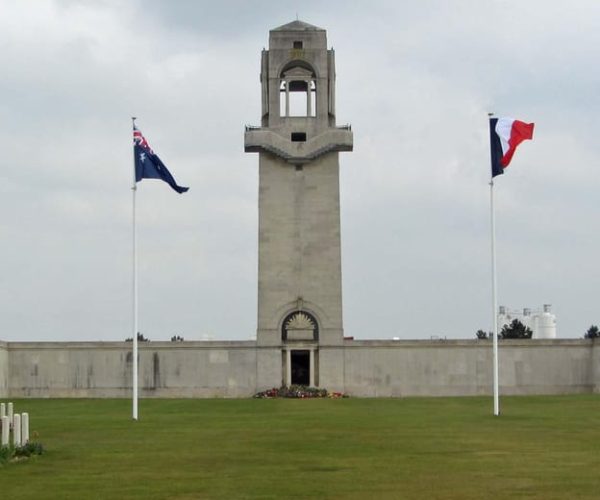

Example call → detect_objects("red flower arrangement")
253 385 348 399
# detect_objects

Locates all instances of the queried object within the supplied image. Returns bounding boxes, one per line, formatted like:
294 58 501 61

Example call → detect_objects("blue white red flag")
489 117 534 178
133 125 189 193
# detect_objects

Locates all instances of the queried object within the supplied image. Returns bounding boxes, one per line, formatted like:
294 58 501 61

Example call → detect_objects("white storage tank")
496 304 557 338
533 304 557 339
497 306 511 330
521 308 533 331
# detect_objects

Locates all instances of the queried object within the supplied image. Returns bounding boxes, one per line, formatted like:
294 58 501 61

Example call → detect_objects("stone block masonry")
5 341 258 398
1 338 599 398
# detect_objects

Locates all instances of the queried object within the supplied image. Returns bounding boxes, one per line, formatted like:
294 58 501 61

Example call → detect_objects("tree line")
476 320 600 339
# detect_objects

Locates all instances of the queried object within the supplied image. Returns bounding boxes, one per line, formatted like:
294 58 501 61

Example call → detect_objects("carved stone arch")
278 59 319 79
278 60 318 118
271 299 330 330
281 310 319 341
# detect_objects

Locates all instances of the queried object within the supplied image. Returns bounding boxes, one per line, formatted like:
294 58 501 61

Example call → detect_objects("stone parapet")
5 340 259 398
343 338 590 348
342 338 594 397
1 339 597 398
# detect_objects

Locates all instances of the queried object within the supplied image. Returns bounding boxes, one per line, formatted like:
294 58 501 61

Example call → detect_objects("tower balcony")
244 125 353 164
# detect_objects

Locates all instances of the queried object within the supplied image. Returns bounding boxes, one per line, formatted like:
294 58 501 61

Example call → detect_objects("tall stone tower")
245 20 352 390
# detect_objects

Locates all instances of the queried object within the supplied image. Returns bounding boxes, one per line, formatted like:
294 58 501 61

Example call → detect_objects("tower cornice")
244 126 352 164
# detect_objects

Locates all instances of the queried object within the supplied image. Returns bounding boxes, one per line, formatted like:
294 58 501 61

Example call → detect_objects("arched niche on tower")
281 309 319 342
279 62 317 118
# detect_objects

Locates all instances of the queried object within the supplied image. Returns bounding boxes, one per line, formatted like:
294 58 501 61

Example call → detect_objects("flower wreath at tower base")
253 385 347 399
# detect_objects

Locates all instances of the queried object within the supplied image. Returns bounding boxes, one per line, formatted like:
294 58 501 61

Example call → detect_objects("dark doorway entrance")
291 350 310 386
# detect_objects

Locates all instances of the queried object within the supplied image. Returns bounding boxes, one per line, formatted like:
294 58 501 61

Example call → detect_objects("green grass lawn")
1 395 599 499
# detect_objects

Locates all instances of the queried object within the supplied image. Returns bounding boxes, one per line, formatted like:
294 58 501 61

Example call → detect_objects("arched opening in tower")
279 65 316 118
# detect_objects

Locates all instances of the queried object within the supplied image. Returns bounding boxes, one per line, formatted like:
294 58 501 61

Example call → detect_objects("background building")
498 305 557 339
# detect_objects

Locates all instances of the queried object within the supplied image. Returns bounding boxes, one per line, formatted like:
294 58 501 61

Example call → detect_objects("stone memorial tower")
245 20 353 390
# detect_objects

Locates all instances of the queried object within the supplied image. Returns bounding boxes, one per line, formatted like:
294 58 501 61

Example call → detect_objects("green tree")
500 319 533 339
125 332 150 342
584 325 599 339
475 329 490 340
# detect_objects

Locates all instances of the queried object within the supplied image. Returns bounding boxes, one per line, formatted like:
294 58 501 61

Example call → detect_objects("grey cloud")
1 0 599 341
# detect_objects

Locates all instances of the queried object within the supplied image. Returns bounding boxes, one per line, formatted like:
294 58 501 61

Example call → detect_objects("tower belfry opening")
279 66 317 117
245 19 353 391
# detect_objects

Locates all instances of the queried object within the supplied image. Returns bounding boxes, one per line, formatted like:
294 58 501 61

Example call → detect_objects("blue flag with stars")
133 124 189 194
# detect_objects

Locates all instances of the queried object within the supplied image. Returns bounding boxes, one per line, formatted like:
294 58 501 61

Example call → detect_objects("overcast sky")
1 0 599 342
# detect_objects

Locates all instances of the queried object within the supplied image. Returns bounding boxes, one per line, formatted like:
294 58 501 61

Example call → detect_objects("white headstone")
21 413 29 444
7 402 13 427
2 415 10 446
13 413 21 447
0 402 5 418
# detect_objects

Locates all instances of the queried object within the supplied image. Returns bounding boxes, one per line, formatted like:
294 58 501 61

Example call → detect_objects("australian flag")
133 124 189 193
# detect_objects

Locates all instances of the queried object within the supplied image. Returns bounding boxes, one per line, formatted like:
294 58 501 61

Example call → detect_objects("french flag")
489 117 534 177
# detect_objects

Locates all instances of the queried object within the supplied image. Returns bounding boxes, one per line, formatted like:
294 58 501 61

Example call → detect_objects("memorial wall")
1 339 598 398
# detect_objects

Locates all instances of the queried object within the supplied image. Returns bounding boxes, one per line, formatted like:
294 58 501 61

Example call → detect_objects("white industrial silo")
496 304 557 338
532 304 557 339
497 306 510 330
521 308 532 331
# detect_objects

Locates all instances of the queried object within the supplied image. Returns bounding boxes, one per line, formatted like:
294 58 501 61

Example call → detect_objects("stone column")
309 349 315 387
286 349 292 386
285 81 290 117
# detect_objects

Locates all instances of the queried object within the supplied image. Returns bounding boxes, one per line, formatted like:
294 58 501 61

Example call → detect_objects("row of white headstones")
1 402 30 447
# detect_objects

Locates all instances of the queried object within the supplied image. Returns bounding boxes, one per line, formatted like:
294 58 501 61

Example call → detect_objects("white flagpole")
132 116 139 421
489 112 500 416
490 177 500 416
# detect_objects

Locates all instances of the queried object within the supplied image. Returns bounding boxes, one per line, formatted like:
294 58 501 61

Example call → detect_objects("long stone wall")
6 341 258 398
1 339 598 398
342 339 595 397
